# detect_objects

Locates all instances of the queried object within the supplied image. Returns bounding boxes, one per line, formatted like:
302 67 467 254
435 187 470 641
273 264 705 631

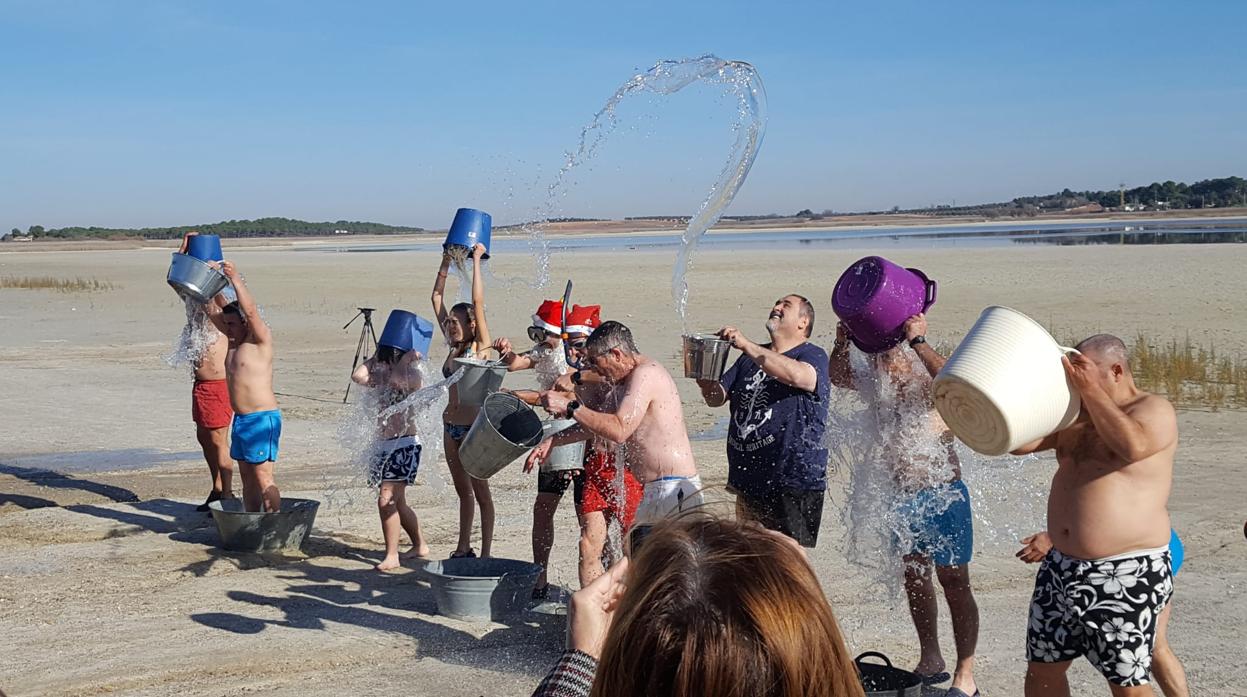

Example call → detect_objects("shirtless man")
1012 334 1177 697
829 313 979 697
205 261 281 513
178 233 235 511
539 321 701 549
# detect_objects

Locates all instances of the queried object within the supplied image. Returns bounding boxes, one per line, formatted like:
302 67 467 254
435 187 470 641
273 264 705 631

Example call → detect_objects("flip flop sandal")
531 584 551 601
918 671 951 685
449 548 477 559
944 688 979 697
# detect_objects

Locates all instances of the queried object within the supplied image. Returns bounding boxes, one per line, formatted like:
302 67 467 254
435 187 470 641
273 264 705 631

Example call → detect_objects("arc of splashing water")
515 55 767 319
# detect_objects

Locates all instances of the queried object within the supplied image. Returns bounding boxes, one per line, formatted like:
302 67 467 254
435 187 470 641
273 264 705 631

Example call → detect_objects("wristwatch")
566 400 581 418
909 336 927 348
571 370 583 385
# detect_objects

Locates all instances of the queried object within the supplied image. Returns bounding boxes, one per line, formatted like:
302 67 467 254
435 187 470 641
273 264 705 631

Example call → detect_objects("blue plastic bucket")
444 208 492 259
379 309 434 357
186 234 224 262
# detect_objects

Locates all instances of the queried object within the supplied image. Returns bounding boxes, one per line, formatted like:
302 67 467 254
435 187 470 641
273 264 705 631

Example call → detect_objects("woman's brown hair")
590 513 865 697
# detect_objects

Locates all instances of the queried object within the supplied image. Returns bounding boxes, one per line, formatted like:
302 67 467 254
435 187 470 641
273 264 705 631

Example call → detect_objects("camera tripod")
343 307 378 403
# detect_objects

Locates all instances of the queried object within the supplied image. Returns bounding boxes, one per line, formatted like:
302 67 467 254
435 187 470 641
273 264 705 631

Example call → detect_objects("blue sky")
2 1 1244 230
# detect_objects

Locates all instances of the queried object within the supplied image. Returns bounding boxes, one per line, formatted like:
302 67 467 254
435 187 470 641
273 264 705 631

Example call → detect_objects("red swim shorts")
575 448 642 530
192 379 234 429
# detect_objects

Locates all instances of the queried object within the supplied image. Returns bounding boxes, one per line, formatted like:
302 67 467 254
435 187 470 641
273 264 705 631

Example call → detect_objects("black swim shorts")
737 487 825 547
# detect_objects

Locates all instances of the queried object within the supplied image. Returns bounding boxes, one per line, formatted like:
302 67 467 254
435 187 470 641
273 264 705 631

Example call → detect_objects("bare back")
225 338 277 414
613 358 696 483
1048 392 1175 559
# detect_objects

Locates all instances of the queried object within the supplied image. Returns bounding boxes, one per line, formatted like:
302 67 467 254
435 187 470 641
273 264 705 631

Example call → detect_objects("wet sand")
2 243 1246 696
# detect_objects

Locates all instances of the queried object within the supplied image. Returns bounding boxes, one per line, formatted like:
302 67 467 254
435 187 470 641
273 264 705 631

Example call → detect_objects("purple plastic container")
832 256 937 353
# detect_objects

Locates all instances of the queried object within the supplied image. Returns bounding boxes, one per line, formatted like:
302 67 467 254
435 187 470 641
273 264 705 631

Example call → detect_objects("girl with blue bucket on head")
432 222 496 559
352 310 436 571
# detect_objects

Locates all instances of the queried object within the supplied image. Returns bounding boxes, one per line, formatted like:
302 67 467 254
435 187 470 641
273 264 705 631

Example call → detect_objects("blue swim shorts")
230 409 282 464
895 479 974 567
1169 528 1184 575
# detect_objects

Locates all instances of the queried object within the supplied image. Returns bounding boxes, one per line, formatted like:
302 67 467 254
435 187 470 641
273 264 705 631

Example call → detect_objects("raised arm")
352 356 381 387
719 326 817 392
1066 354 1177 463
430 253 452 336
904 314 946 377
218 261 270 344
469 243 492 353
828 323 856 390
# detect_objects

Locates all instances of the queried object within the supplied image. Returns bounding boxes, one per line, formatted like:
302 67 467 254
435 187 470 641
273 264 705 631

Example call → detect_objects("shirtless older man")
205 261 282 513
1013 334 1177 697
540 321 702 548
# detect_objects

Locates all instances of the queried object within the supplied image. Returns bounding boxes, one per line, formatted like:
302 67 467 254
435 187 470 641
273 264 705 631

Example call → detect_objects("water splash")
165 297 221 369
504 55 766 314
826 350 1046 596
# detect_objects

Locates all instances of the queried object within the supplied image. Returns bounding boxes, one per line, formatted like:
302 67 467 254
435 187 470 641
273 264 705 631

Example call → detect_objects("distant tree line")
4 217 423 240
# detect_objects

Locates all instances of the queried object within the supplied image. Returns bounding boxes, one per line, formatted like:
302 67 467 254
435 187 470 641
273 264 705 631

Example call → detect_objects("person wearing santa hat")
496 302 624 597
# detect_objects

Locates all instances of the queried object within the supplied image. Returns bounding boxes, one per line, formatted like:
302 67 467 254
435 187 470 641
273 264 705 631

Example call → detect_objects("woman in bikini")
431 242 495 558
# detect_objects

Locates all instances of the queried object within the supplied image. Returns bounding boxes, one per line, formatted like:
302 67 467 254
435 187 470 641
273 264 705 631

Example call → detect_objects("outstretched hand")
493 337 514 357
524 438 553 473
567 557 629 659
1016 532 1052 563
541 390 572 418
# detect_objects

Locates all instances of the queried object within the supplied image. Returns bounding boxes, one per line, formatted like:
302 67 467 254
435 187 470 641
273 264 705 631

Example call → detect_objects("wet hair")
1076 333 1131 372
221 301 243 319
586 320 639 355
448 302 477 341
792 294 815 338
590 513 865 697
375 345 407 365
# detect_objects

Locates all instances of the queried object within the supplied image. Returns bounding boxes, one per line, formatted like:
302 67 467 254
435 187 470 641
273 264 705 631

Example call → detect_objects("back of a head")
1076 333 1131 372
591 514 865 697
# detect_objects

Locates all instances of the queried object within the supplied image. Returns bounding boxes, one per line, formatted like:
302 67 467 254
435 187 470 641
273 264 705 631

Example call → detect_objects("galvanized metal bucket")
540 418 584 472
418 557 542 621
167 252 230 304
453 357 509 408
682 334 732 381
207 497 319 553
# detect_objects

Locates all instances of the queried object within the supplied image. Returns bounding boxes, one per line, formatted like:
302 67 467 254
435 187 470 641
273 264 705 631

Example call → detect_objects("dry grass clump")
0 276 119 292
1131 333 1247 411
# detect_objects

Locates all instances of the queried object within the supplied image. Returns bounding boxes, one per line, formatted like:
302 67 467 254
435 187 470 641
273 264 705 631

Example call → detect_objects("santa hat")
531 299 563 336
565 304 602 336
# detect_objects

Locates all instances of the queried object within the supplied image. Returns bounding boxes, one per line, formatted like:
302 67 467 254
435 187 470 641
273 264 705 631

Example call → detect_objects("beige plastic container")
933 306 1080 455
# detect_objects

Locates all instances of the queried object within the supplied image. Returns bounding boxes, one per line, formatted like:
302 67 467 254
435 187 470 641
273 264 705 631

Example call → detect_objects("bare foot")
375 555 401 571
400 546 430 561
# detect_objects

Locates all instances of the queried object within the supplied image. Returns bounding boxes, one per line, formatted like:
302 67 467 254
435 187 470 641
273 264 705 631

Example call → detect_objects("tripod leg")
344 324 370 403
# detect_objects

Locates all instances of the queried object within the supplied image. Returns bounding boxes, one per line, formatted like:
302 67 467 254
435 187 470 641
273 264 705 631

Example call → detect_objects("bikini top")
442 344 477 379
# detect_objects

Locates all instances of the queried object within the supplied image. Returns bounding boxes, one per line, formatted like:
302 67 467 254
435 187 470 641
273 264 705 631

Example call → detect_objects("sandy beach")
2 242 1245 696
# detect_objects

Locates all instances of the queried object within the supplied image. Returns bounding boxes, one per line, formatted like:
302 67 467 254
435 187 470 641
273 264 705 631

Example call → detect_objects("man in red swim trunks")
180 232 235 511
527 306 642 587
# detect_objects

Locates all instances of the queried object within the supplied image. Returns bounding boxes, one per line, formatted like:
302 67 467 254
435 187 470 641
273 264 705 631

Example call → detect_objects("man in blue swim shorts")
830 313 981 697
206 260 282 513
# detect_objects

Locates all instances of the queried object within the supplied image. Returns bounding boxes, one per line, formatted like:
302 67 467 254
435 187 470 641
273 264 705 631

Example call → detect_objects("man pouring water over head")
1012 334 1178 697
697 294 831 547
540 321 702 547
